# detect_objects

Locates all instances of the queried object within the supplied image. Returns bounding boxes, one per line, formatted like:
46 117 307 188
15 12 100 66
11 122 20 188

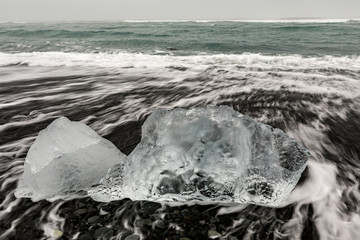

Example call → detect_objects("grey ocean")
1 21 360 55
0 20 360 240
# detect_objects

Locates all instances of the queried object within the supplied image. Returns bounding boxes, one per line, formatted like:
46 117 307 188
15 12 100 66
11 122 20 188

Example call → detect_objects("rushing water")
0 20 360 240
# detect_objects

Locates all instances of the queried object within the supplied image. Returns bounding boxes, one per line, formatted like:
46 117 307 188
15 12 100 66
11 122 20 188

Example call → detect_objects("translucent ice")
89 106 310 206
15 117 125 201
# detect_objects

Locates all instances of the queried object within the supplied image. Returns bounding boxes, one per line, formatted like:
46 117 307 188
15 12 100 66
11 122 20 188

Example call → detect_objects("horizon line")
1 17 360 24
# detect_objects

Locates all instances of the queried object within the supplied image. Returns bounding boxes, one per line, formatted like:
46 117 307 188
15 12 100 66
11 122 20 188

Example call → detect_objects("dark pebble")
120 229 133 240
210 217 220 224
64 213 77 219
78 232 93 240
88 208 98 215
135 219 153 228
88 216 100 224
101 205 113 213
79 224 91 232
94 227 113 239
58 207 73 216
209 224 217 230
124 235 140 240
74 209 88 215
78 202 87 207
140 202 161 214
151 213 163 220
155 220 166 229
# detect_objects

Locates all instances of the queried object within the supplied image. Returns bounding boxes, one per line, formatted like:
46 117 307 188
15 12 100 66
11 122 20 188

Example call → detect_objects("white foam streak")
41 202 65 239
217 204 248 215
289 160 337 204
1 52 359 71
0 202 42 239
282 119 360 240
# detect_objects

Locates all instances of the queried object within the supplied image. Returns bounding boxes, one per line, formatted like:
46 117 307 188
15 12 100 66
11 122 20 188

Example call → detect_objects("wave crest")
1 52 360 70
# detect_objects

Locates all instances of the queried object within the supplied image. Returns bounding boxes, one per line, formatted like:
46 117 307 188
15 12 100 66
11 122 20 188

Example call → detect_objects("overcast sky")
1 0 360 22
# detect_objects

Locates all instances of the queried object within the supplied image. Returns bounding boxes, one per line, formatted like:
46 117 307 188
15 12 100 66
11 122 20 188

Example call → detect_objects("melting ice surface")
15 117 125 201
89 106 310 206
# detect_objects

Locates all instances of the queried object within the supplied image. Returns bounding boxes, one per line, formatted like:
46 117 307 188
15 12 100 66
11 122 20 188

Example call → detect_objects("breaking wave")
1 52 360 69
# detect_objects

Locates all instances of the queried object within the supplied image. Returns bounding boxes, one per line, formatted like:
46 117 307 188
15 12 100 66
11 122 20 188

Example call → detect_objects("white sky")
0 0 359 22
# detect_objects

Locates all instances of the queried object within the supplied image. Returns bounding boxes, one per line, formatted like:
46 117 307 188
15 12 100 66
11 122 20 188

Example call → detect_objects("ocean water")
0 20 360 239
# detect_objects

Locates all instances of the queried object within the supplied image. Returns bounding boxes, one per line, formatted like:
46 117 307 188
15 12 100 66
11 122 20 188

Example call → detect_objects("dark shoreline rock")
38 195 312 240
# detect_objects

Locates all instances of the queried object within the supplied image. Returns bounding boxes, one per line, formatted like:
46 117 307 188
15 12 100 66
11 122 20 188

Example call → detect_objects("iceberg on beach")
89 106 310 206
15 117 125 201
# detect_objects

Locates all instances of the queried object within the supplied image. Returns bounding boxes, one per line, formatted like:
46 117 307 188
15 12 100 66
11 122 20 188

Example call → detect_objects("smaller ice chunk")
15 117 125 201
89 106 310 206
